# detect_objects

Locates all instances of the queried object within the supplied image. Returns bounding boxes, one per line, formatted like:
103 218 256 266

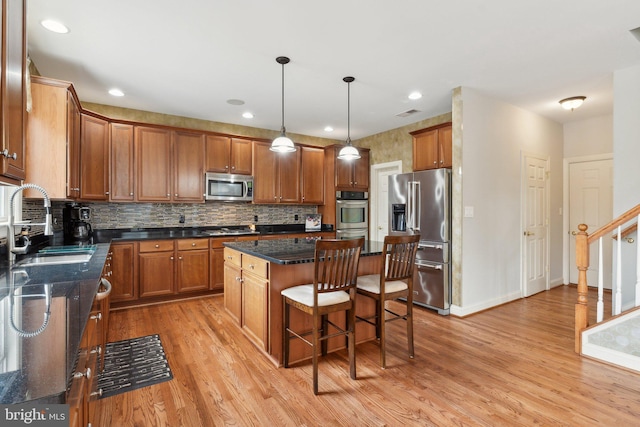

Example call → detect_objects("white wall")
564 114 613 158
455 87 564 315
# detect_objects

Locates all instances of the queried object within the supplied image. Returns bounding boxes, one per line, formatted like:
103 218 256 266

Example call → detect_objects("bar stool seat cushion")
282 284 350 307
357 274 408 294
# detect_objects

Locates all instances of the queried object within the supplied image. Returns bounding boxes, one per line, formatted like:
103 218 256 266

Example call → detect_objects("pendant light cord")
281 61 285 132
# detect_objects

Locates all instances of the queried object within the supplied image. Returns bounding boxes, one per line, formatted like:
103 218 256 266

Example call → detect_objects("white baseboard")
450 290 522 317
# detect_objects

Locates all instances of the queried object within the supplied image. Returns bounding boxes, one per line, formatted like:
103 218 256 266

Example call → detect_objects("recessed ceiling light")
408 91 422 100
242 112 254 119
41 19 69 34
108 88 124 97
324 126 334 132
227 99 245 106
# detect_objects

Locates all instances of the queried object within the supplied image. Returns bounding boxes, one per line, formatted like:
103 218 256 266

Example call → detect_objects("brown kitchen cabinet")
0 0 27 183
25 76 81 199
80 113 110 200
241 253 269 351
335 147 369 190
411 122 452 170
176 238 210 293
109 241 138 303
173 130 205 202
135 126 172 202
300 146 325 204
206 135 253 175
223 248 243 324
253 141 301 204
110 123 135 201
138 240 175 297
210 237 234 291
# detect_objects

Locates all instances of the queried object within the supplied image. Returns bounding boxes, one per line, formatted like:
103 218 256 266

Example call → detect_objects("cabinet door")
110 242 137 302
80 114 110 200
230 138 252 175
177 249 209 293
223 262 242 324
173 130 204 202
412 128 438 171
242 272 268 350
110 123 135 201
205 135 231 173
252 141 278 203
301 146 324 204
139 251 175 297
352 149 370 190
135 126 172 202
210 237 233 291
67 93 81 198
0 0 26 181
438 124 453 168
278 147 301 203
335 150 353 188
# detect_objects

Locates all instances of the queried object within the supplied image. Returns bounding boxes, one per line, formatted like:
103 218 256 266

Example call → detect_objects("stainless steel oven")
336 191 368 230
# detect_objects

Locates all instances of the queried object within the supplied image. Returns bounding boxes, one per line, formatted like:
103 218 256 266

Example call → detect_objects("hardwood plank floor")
95 286 640 426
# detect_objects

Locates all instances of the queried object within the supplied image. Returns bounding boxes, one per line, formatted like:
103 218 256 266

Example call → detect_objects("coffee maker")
62 203 93 244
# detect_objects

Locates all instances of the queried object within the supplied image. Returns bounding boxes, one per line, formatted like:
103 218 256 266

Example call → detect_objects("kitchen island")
223 238 385 366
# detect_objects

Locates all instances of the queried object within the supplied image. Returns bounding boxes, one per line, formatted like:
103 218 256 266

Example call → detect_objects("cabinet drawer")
139 240 174 252
224 248 242 268
177 238 209 251
242 254 268 279
210 237 235 249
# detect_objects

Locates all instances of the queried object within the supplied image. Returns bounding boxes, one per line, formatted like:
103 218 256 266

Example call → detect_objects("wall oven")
205 173 253 202
336 191 368 240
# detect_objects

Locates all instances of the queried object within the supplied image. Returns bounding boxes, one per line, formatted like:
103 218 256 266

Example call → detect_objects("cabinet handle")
170 256 174 260
178 256 183 260
227 256 233 260
433 161 437 164
192 243 196 247
90 346 102 356
225 165 229 169
1 149 17 160
175 193 178 197
90 389 103 398
90 313 102 321
155 244 160 248
96 278 112 301
130 192 134 196
231 166 235 170
248 264 254 269
105 191 110 195
74 367 91 380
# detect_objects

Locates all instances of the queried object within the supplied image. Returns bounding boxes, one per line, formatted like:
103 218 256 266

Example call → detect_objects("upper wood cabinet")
411 122 452 171
25 76 81 199
252 141 301 204
80 114 110 200
335 147 370 190
0 0 27 183
135 126 172 202
110 123 135 201
300 146 324 204
206 135 252 175
173 130 205 202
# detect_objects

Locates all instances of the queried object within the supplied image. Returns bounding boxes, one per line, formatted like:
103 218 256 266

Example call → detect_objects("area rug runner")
97 334 173 398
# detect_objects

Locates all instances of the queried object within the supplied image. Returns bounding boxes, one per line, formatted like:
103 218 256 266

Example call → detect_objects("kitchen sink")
14 253 94 267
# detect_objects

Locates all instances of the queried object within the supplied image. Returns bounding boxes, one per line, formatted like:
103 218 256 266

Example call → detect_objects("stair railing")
574 203 640 353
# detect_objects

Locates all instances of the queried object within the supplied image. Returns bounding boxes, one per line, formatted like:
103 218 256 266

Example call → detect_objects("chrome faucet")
5 184 53 262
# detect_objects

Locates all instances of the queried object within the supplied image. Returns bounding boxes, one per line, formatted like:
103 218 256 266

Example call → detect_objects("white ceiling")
26 0 640 141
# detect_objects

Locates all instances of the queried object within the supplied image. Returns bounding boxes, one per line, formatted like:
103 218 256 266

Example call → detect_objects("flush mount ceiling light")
108 88 124 97
41 19 69 34
559 96 586 111
337 76 361 161
270 56 296 153
408 91 422 100
242 112 254 119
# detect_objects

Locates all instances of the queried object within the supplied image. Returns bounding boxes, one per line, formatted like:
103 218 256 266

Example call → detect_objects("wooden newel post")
575 223 589 353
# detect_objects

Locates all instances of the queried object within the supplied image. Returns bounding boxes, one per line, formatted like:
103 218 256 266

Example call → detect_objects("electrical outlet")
254 215 259 222
294 214 299 221
179 214 185 224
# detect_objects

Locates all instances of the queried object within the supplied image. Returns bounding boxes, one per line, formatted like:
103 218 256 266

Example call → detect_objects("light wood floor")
95 286 640 426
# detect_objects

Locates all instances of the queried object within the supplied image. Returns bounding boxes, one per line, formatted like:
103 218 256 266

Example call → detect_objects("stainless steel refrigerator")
389 168 451 315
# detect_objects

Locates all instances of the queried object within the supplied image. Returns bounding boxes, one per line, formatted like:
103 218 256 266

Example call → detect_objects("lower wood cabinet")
109 242 137 302
223 249 243 325
139 240 175 298
176 239 210 292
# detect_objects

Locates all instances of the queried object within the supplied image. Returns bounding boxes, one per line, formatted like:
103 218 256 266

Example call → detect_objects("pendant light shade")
270 56 296 153
337 76 360 160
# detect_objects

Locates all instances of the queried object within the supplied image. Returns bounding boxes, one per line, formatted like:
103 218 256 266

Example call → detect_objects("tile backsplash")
33 201 319 231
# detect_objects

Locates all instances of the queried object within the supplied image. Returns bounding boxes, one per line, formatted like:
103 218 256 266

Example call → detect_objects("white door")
522 154 549 297
568 159 613 288
370 161 402 242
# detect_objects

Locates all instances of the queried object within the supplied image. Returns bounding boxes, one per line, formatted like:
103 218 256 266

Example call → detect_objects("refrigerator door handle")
407 181 414 230
414 181 421 231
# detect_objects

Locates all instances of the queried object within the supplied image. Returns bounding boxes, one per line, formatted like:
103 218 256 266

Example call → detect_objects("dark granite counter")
224 238 384 265
0 243 109 404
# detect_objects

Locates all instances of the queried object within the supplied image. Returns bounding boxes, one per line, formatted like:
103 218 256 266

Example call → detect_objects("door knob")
571 230 578 236
524 231 534 236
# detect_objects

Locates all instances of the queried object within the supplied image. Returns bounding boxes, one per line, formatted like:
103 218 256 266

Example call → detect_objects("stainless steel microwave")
205 172 253 202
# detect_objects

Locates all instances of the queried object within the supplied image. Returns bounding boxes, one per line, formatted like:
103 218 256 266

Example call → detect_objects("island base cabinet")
223 260 242 324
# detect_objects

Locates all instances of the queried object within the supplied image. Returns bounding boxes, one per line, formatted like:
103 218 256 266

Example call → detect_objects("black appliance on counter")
62 204 93 244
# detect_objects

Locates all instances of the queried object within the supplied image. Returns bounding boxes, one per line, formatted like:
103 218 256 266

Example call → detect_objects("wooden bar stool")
281 238 364 395
356 234 420 368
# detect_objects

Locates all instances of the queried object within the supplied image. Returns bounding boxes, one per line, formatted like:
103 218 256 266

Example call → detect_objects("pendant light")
337 76 361 160
270 56 296 153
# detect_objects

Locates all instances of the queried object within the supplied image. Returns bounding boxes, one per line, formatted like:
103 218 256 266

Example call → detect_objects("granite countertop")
224 238 384 265
0 243 109 404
